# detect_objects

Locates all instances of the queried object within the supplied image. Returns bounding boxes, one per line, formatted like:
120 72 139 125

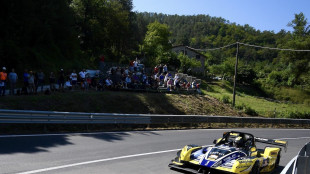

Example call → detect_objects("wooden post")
232 42 239 107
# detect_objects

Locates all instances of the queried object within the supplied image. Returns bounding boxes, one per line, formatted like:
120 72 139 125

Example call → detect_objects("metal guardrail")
0 109 151 124
0 109 310 126
281 142 310 174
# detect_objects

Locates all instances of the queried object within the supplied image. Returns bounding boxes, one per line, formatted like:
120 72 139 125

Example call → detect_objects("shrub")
304 99 310 106
221 95 230 104
286 111 310 119
244 106 258 116
235 103 246 110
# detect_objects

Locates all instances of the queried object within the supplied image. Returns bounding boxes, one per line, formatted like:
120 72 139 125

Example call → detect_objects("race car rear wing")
255 137 287 152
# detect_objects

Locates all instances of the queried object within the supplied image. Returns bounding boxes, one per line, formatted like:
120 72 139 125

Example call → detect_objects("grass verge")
202 80 310 118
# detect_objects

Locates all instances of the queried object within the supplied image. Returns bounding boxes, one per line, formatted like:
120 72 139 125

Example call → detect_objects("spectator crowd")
0 61 201 96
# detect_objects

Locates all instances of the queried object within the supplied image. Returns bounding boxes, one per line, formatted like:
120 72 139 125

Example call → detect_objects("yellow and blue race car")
169 131 287 174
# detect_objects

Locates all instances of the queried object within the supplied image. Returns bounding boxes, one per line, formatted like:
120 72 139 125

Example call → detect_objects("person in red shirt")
0 67 8 96
154 66 159 74
99 55 105 71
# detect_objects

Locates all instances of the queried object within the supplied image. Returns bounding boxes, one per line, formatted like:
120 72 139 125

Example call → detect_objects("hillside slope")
0 91 244 116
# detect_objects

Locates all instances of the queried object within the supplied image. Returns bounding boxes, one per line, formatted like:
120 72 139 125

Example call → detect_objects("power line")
191 42 310 52
238 42 310 52
192 42 237 52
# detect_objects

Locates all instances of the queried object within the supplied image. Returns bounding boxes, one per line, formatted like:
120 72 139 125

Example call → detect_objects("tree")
178 53 201 74
0 0 81 72
287 12 310 37
70 0 133 61
142 21 171 66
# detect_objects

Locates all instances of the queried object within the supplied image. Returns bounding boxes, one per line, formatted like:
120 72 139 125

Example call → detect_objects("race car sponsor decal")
208 155 219 160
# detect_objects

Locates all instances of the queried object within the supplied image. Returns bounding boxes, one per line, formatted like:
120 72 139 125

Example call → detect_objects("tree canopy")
1 1 309 90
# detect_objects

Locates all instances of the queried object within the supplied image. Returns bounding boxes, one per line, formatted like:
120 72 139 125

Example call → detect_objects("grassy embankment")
0 90 242 116
203 80 310 118
1 80 309 119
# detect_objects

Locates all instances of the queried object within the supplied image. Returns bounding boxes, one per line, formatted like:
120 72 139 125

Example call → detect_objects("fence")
281 142 310 174
0 109 309 126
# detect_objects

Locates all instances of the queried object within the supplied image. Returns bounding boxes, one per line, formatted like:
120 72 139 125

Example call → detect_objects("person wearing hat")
0 67 8 96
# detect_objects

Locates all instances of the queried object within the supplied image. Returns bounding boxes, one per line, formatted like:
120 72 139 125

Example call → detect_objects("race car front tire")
249 161 260 174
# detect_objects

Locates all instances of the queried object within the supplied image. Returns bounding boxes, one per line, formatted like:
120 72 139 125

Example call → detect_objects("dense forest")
1 0 310 102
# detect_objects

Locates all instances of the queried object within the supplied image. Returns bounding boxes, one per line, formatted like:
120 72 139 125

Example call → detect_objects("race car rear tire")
275 152 280 167
250 161 260 174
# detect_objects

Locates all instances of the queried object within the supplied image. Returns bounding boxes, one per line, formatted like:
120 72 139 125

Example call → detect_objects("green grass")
1 81 309 119
203 80 310 118
0 90 241 116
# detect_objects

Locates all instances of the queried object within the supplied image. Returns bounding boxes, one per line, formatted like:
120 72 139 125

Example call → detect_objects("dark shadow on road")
273 166 284 174
81 132 131 142
0 131 161 154
81 131 161 141
0 135 72 154
131 131 161 136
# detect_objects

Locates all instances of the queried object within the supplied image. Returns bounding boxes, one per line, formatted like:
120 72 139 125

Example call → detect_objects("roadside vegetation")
1 80 309 119
0 90 242 116
203 80 310 118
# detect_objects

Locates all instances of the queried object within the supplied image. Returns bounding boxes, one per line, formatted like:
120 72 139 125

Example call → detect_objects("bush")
286 111 310 119
235 103 258 116
235 103 246 110
221 95 230 104
244 106 258 116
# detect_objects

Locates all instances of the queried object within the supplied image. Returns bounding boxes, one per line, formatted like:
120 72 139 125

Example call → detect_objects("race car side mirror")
213 139 217 144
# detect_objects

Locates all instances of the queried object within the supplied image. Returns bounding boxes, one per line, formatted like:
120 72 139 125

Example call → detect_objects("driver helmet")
234 136 244 148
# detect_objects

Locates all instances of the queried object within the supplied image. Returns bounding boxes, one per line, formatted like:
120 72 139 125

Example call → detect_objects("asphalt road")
0 129 309 174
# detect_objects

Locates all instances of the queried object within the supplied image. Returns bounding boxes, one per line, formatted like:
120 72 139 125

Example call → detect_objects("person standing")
37 70 45 92
49 72 56 92
70 69 78 90
0 67 8 96
23 69 30 94
163 64 168 73
79 69 86 90
8 68 18 95
99 55 105 71
58 69 65 92
28 71 35 94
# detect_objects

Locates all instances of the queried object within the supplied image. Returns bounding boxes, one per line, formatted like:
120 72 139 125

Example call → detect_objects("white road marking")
16 148 181 174
4 131 309 173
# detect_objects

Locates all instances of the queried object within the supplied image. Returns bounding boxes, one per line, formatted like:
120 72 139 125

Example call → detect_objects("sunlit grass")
203 80 310 118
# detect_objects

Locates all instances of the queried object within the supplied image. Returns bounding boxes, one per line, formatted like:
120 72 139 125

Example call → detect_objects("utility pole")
232 42 239 107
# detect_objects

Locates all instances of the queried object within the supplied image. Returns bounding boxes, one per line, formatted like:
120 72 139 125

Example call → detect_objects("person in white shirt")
79 69 86 79
79 69 86 89
70 70 78 89
133 60 138 71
